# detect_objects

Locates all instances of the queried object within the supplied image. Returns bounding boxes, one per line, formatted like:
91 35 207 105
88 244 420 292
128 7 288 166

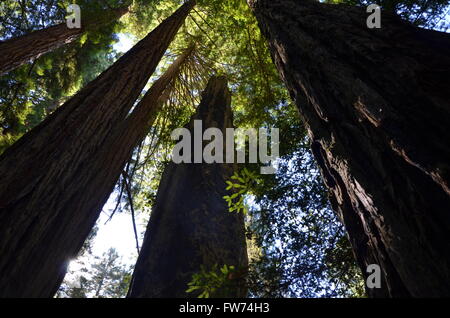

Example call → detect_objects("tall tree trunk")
0 6 129 75
250 0 450 297
0 0 196 298
83 45 195 268
84 47 195 272
101 44 196 167
127 76 248 298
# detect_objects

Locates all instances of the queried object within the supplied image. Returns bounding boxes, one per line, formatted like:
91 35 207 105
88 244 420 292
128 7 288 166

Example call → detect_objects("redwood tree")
0 0 196 297
85 46 195 253
0 6 129 76
250 0 450 297
127 76 248 298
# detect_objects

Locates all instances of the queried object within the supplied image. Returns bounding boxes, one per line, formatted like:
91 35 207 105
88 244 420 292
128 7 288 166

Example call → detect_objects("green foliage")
57 227 133 298
122 0 171 38
115 0 448 297
57 246 132 298
0 0 126 146
85 0 372 298
0 132 19 155
246 133 366 297
223 168 258 214
186 264 238 298
324 236 367 297
3 0 449 298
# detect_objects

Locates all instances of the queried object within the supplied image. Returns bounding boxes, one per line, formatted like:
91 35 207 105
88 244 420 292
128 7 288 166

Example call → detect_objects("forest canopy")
0 0 449 299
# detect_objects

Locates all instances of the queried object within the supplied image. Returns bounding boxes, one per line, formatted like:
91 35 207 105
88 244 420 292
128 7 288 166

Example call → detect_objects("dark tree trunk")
127 76 248 298
250 0 450 297
84 45 195 260
0 0 196 298
103 45 196 163
0 6 129 76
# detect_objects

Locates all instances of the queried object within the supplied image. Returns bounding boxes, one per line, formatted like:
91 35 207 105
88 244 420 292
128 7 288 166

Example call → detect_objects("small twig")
123 170 140 254
104 176 125 224
188 14 218 48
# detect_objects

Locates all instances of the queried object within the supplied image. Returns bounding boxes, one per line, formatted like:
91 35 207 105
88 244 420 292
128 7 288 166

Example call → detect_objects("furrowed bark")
250 0 450 297
0 0 196 298
127 76 248 298
0 6 129 76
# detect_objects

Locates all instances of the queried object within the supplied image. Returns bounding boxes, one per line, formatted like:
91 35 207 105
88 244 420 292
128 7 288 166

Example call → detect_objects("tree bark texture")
0 0 196 298
250 0 450 297
127 76 248 298
0 6 129 76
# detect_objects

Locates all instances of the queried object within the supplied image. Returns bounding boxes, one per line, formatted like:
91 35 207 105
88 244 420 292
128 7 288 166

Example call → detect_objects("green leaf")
186 286 200 293
79 33 88 45
35 66 45 76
